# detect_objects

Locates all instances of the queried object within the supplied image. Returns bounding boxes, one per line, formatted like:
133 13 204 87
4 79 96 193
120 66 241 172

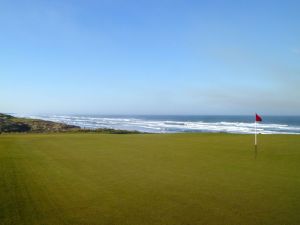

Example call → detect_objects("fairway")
0 133 300 225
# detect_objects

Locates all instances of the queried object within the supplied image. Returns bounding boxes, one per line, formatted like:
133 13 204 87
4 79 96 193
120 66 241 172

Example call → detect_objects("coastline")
11 114 300 135
0 113 140 134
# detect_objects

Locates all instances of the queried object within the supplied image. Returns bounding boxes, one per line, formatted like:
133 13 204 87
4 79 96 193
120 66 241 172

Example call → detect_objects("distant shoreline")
11 114 300 135
0 113 141 134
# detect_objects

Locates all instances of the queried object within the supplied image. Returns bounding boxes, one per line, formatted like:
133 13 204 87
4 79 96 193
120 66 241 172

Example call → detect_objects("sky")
0 0 299 115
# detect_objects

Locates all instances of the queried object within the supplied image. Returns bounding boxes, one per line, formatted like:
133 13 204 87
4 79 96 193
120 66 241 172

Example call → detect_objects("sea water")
14 114 300 134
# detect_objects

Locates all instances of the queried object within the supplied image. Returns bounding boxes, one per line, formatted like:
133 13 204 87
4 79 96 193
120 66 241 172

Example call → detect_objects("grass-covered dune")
0 113 79 133
0 113 140 134
0 133 300 225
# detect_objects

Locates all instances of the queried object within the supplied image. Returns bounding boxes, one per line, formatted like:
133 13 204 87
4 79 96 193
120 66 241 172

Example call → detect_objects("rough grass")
0 133 300 225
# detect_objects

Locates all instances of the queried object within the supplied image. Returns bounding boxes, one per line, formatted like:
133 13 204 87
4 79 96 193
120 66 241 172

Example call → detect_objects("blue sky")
1 0 299 115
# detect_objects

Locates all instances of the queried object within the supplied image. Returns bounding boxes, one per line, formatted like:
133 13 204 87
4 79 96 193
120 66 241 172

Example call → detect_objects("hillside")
0 113 140 134
0 113 80 133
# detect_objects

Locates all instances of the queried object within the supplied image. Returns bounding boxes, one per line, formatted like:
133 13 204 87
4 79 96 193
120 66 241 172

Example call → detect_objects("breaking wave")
14 114 300 134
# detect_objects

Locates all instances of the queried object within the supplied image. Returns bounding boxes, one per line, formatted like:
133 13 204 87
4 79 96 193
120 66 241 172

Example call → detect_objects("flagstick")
254 120 257 159
255 121 257 146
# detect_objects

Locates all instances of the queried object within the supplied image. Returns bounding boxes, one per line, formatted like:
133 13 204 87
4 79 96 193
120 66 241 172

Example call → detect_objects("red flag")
255 113 262 122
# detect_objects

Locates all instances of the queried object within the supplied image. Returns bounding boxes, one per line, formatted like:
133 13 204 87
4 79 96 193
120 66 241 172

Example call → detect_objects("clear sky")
1 0 299 115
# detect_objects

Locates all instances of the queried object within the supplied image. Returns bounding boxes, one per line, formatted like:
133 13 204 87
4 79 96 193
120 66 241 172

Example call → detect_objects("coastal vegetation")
0 113 140 134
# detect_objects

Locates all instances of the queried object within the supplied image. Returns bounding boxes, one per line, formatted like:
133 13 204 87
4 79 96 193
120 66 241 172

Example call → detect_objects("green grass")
0 133 300 225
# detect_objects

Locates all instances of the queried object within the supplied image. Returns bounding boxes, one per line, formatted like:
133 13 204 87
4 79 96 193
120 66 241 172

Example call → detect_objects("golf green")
0 133 299 225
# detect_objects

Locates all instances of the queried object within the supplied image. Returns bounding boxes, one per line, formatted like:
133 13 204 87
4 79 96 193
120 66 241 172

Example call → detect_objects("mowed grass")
0 133 300 225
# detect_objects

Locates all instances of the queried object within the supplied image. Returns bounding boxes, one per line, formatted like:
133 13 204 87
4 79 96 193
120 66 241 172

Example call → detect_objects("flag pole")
255 120 257 146
254 113 262 159
254 119 257 159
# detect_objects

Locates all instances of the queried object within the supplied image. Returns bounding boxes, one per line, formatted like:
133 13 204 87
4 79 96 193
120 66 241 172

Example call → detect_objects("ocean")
14 114 300 134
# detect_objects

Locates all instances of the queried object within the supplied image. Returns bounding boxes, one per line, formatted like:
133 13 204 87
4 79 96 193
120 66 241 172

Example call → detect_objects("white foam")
12 114 300 134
